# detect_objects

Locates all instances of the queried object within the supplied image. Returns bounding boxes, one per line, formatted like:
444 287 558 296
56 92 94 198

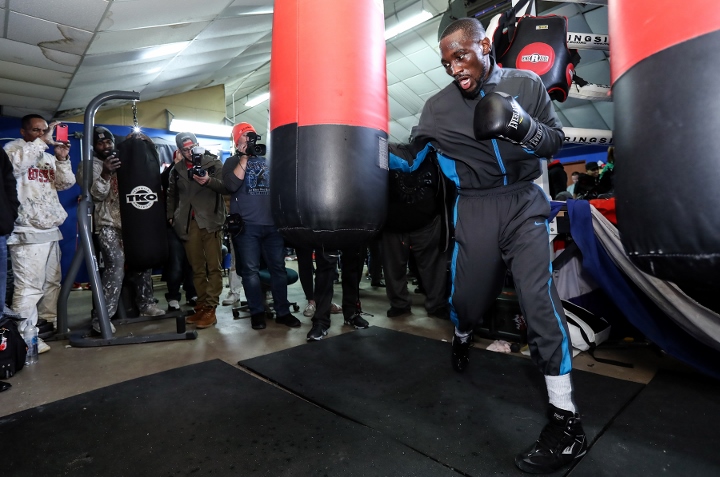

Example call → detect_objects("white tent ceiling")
0 0 610 142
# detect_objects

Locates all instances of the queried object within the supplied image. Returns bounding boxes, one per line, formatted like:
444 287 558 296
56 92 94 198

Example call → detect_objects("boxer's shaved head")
440 17 486 43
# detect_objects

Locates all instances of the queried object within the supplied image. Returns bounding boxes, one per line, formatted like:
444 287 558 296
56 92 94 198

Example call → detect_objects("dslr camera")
245 132 266 157
188 145 207 179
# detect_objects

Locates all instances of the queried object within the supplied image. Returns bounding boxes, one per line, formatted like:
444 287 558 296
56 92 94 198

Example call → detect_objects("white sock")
545 374 576 414
454 327 471 343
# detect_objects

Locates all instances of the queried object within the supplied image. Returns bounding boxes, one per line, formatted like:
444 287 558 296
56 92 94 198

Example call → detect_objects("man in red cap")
222 122 301 330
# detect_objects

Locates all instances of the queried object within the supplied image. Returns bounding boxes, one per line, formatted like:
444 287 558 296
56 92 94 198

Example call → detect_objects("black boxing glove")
473 92 543 150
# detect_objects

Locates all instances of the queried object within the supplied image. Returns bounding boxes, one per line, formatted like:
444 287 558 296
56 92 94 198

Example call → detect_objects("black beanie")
585 161 599 172
93 126 114 146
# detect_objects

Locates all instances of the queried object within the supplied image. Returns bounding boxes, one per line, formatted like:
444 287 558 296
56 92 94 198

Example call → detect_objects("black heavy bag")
269 0 388 250
610 0 720 287
116 135 168 270
495 14 578 102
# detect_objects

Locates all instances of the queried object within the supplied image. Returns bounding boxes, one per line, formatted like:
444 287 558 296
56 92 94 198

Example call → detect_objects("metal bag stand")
57 90 197 347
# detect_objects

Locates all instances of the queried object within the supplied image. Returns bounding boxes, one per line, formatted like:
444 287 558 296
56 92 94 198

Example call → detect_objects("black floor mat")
239 327 644 476
572 369 720 476
2 360 458 477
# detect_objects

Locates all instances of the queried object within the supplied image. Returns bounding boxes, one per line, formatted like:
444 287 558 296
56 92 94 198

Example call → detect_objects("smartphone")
56 123 69 143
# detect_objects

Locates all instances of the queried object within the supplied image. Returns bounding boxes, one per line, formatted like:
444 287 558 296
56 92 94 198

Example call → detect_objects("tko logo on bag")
126 186 158 210
516 42 555 76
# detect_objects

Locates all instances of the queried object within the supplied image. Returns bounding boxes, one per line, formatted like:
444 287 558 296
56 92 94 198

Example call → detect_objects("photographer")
222 122 300 330
77 127 166 333
167 132 228 329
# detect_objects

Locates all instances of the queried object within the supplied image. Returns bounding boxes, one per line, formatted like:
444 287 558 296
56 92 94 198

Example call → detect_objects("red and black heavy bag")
610 0 720 286
116 134 168 270
495 14 578 102
269 0 389 250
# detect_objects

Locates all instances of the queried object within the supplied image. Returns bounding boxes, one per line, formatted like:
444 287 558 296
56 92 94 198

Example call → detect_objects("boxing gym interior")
2 1 719 476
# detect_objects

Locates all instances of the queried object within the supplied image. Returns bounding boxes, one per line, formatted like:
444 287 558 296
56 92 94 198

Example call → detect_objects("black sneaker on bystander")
306 323 328 341
344 312 369 329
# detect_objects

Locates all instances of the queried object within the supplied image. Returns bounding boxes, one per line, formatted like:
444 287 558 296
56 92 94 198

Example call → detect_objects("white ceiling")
0 0 610 142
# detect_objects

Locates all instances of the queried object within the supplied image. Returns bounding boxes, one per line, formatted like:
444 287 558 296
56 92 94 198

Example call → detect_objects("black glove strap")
523 121 543 150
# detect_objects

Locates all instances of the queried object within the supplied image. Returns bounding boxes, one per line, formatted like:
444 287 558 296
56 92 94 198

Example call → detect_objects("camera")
188 145 207 179
246 132 266 157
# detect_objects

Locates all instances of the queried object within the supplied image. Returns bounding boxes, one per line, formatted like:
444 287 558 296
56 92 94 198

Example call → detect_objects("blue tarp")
566 199 720 379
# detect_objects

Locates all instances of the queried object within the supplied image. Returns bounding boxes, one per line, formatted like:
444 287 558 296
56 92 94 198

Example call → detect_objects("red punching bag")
610 0 720 286
270 0 389 250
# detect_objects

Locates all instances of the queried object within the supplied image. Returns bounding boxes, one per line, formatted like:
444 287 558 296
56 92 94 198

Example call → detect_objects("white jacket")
3 138 76 244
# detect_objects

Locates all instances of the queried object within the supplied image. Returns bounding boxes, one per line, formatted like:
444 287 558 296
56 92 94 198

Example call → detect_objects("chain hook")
131 101 139 130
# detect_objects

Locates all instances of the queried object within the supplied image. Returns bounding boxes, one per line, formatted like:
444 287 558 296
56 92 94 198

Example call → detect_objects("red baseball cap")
231 122 256 146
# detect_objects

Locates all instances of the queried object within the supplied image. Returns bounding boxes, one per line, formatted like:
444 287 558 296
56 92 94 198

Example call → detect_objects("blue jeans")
232 224 290 316
0 235 6 316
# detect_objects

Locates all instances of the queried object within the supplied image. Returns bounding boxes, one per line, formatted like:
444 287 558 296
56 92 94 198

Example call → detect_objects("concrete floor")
1 261 683 418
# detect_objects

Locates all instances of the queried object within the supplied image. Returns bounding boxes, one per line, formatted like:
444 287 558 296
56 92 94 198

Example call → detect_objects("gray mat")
572 369 720 476
239 327 645 476
2 359 457 476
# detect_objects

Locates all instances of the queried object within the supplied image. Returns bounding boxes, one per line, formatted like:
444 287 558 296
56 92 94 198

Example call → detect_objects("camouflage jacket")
4 138 75 244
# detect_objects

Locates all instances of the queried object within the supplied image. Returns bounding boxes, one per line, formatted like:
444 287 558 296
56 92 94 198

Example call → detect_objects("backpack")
562 300 610 352
0 317 27 379
562 300 631 367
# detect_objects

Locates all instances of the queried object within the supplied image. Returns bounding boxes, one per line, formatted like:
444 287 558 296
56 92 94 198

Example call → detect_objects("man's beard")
459 82 482 99
458 60 491 99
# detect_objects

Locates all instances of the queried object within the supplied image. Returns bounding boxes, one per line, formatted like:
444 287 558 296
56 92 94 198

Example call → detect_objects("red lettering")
27 167 55 183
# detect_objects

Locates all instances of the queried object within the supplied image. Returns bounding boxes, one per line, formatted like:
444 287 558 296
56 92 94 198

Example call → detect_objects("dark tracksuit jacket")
394 60 572 376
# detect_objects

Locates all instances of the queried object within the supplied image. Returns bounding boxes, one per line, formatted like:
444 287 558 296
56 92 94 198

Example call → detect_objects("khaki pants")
183 219 223 308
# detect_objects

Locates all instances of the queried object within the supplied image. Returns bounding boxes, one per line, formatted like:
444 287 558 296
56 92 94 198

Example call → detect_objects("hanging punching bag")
269 0 389 250
116 134 168 270
610 0 720 286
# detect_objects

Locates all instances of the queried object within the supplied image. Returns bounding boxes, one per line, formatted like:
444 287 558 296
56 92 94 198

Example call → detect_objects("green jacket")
167 152 228 240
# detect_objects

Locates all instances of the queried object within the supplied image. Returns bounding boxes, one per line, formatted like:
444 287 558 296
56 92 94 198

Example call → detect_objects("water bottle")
23 324 38 365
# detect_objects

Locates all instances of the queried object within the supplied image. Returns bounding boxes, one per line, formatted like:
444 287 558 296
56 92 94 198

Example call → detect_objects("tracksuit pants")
450 182 572 376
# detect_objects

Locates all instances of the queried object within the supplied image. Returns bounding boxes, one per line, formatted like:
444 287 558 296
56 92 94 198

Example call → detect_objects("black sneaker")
250 313 267 330
276 313 301 328
515 405 588 474
306 323 328 341
344 312 369 329
451 332 472 373
428 306 449 320
386 306 411 318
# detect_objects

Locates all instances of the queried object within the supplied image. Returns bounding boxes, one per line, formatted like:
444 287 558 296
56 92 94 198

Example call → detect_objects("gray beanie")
175 132 198 149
